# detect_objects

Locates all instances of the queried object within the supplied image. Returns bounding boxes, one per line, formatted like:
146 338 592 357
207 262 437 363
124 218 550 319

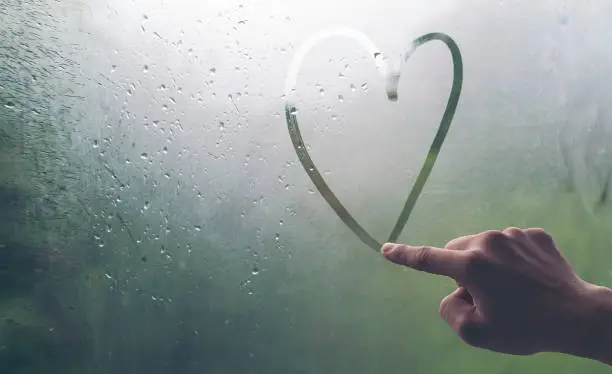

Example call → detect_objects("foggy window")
1 0 611 373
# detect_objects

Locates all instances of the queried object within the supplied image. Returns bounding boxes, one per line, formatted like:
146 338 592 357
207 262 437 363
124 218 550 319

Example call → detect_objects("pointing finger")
381 243 470 282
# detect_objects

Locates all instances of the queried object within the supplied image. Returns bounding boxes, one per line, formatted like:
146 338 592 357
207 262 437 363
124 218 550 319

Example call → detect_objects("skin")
381 227 612 366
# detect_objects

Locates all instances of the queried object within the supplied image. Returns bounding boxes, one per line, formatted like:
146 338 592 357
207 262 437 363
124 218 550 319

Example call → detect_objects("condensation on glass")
0 0 611 373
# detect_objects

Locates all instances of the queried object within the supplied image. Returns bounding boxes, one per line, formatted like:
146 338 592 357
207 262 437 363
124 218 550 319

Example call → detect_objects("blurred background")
1 0 612 373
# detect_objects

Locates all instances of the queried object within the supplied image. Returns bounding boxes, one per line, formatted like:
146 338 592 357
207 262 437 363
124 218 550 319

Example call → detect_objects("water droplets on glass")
251 265 260 275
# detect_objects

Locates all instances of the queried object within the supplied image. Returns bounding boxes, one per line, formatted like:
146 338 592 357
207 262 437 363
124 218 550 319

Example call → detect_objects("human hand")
381 228 605 357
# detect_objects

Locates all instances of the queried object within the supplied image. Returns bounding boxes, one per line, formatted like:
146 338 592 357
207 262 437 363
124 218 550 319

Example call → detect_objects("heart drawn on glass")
284 28 463 251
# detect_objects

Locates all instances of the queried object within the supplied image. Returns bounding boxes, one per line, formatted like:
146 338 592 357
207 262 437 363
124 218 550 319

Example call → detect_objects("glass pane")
1 0 611 373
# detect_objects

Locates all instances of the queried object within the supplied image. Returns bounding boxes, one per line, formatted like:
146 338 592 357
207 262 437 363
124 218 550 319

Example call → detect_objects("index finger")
381 243 469 282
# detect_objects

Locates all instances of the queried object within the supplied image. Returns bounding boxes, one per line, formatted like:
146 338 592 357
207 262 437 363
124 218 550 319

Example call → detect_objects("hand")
381 227 601 356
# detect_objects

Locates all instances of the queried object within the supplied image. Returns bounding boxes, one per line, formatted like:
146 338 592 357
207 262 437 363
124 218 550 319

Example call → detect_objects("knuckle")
502 227 524 238
526 227 553 242
478 230 509 251
411 246 431 271
526 227 545 234
485 230 508 242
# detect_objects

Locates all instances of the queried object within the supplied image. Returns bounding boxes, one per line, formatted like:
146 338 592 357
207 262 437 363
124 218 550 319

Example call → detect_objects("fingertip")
381 243 410 266
381 243 396 255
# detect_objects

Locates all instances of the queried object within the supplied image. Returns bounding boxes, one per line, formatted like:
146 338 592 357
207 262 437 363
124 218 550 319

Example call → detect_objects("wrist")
570 283 612 364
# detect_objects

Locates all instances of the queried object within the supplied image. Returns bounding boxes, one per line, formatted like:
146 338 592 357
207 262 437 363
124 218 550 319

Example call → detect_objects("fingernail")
381 243 396 255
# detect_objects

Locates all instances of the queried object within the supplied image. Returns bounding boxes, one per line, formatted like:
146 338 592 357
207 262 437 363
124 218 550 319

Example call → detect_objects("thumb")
440 287 488 348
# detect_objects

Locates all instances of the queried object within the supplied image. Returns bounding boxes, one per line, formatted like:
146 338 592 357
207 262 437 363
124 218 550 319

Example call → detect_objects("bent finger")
439 287 475 329
440 288 488 347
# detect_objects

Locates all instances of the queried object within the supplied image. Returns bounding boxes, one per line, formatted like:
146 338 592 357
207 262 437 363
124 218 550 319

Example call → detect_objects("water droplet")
279 220 284 226
143 65 149 72
194 225 202 232
209 67 216 75
140 152 148 160
338 94 344 103
274 233 280 241
289 107 298 115
144 201 150 210
350 84 356 92
251 266 260 275
319 88 325 96
361 82 368 92
98 242 105 248
92 139 99 149
4 101 14 108
162 146 168 154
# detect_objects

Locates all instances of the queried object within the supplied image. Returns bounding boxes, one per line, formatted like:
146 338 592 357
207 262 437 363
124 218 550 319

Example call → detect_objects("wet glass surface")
1 0 612 373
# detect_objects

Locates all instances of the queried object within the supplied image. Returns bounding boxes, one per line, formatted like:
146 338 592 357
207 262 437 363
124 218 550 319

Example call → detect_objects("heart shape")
284 28 463 251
